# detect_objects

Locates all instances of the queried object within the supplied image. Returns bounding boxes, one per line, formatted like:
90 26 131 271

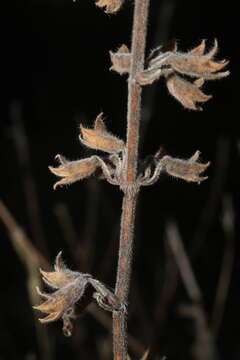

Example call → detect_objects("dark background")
1 0 239 359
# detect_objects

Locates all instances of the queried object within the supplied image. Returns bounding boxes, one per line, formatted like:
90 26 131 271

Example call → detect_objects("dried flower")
148 39 229 79
166 74 211 111
79 113 125 153
49 155 100 189
161 150 210 184
110 45 131 74
95 0 125 13
34 252 123 336
136 40 229 110
139 150 209 186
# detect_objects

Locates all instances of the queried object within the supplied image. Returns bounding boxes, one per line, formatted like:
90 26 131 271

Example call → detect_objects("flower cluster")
110 40 229 110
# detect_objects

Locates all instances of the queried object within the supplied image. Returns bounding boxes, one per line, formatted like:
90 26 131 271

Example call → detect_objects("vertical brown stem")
113 0 150 359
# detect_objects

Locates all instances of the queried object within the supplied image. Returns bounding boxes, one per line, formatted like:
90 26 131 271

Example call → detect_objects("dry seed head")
49 155 100 189
79 113 125 153
95 0 125 13
110 45 131 74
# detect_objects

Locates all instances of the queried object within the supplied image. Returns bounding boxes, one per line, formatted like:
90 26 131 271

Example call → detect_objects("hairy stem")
113 0 150 359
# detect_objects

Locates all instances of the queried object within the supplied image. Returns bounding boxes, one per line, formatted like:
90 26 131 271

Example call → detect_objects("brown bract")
49 155 100 189
136 40 230 110
79 113 125 153
110 45 131 74
95 0 125 13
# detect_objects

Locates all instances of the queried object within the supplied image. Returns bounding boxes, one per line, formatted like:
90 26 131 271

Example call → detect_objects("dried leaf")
110 44 131 74
166 74 212 110
49 155 100 189
162 150 210 184
95 0 124 13
80 113 125 153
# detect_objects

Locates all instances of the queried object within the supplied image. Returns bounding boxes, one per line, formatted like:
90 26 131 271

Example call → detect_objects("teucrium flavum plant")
34 0 229 358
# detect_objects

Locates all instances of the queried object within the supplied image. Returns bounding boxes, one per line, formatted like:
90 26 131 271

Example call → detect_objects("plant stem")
113 0 150 359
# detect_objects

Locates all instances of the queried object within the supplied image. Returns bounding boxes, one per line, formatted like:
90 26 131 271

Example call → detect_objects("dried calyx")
49 155 100 189
79 113 125 153
138 150 210 186
136 40 229 110
33 252 123 336
49 113 125 189
95 0 125 13
110 45 131 74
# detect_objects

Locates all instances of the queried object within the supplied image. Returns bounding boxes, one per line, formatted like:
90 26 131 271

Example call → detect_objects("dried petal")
49 155 100 189
79 114 125 153
166 74 212 110
110 45 131 74
95 0 124 13
161 151 210 184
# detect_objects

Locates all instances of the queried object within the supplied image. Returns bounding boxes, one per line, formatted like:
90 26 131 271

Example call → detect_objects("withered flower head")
95 0 124 13
110 45 131 74
49 155 100 189
79 113 125 153
136 40 229 110
34 252 123 336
